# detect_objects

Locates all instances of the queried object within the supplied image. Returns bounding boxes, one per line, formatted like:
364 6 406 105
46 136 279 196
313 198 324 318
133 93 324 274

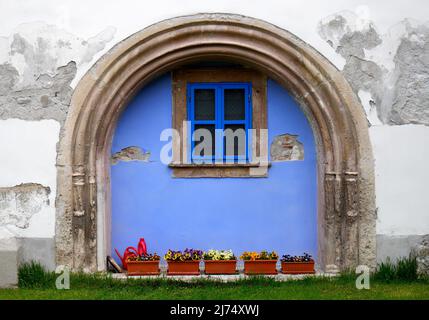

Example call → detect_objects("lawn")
1 275 428 300
2 258 427 300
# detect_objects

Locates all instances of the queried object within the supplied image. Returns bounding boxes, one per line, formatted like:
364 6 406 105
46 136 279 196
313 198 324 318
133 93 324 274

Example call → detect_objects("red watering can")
115 238 147 270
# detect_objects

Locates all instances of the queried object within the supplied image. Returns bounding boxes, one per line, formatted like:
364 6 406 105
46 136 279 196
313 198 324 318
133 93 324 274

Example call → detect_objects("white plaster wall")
0 119 60 239
1 0 428 86
0 0 428 241
371 124 429 235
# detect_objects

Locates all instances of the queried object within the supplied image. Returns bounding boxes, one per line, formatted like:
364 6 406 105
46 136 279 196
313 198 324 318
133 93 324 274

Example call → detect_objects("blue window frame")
188 82 252 163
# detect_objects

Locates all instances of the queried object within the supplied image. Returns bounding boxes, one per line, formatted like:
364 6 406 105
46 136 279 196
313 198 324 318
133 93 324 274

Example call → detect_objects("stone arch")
56 13 376 272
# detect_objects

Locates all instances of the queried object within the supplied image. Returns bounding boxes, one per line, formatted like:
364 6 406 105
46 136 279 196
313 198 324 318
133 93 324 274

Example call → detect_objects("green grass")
1 276 429 300
373 255 419 282
0 260 427 300
17 261 56 289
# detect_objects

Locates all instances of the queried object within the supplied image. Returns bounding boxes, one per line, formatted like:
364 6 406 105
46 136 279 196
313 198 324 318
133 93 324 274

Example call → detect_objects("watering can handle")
114 238 148 270
115 246 138 269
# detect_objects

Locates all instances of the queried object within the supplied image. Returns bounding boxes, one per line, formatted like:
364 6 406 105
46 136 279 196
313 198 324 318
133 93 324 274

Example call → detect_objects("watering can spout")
115 248 123 261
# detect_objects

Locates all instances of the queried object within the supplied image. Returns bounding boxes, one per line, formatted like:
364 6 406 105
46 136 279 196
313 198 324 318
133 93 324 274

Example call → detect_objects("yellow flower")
250 252 260 261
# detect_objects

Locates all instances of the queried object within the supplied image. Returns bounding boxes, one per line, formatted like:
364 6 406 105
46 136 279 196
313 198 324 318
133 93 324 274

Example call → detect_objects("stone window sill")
168 162 271 178
168 162 271 168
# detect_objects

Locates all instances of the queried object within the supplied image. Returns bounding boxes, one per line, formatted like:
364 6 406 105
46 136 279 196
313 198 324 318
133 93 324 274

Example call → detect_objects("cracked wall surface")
0 183 50 228
319 10 429 264
0 61 76 124
0 22 116 234
111 146 150 165
0 2 428 275
0 119 59 239
319 11 429 126
270 134 304 161
0 22 116 282
0 21 116 283
0 22 115 124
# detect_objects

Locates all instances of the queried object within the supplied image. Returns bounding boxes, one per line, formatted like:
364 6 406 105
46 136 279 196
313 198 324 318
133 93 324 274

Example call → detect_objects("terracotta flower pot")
204 260 237 275
281 261 315 274
167 260 201 275
243 260 278 275
127 260 160 276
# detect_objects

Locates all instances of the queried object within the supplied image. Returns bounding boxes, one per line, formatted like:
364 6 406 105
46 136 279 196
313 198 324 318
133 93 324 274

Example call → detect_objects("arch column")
55 13 376 272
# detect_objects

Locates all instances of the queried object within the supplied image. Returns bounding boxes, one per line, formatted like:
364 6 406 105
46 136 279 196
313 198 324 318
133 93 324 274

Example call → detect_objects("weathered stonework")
56 13 376 272
414 234 429 277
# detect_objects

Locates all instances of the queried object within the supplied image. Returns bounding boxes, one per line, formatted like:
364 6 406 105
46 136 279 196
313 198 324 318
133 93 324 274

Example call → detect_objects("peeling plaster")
0 61 76 124
318 11 429 126
1 22 116 87
0 183 50 229
358 90 382 126
111 146 151 165
388 24 429 125
0 22 116 124
0 119 59 239
0 7 425 271
270 134 304 161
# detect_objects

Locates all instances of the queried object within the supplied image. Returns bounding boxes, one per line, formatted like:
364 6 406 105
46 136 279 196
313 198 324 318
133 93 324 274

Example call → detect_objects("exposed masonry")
0 61 76 124
390 28 429 125
270 134 304 161
111 146 151 165
0 183 50 228
0 22 116 125
414 235 429 277
318 12 429 126
0 22 116 251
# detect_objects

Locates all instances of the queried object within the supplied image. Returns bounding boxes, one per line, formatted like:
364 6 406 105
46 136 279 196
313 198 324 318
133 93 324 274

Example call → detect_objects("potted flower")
115 238 148 270
165 248 203 275
280 253 315 274
115 237 161 275
240 251 278 275
203 249 237 275
126 253 161 275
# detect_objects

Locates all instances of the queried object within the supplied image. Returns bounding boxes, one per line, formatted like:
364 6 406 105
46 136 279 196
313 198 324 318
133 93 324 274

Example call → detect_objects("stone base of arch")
55 13 376 272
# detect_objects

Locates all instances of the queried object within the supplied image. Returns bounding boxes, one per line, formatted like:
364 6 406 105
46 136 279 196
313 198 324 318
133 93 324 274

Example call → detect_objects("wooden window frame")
170 68 268 178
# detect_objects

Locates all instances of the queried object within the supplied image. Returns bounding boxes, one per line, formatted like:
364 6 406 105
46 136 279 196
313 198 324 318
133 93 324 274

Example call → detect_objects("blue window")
188 82 252 163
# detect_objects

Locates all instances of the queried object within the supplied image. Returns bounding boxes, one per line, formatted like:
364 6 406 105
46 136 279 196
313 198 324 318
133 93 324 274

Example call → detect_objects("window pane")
194 89 215 120
193 124 215 157
224 89 245 120
224 124 246 157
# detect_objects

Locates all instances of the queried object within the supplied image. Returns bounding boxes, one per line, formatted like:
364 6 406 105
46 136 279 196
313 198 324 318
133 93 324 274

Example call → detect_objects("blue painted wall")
111 73 317 263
